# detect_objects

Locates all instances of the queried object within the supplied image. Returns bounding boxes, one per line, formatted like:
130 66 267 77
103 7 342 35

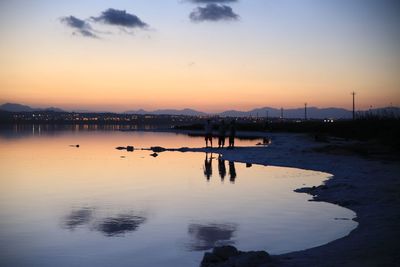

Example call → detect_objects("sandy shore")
157 131 399 266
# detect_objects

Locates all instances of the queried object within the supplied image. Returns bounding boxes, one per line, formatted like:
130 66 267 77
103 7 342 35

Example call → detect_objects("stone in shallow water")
115 146 134 151
213 246 239 261
233 251 272 267
200 245 272 267
151 146 166 152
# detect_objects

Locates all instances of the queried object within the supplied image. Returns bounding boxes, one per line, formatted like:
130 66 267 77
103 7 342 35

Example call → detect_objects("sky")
0 0 399 112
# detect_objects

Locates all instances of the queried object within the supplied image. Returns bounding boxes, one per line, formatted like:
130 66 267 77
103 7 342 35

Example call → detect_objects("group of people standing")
204 119 236 148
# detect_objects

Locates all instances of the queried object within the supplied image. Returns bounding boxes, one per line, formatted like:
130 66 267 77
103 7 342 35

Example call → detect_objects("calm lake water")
0 127 357 267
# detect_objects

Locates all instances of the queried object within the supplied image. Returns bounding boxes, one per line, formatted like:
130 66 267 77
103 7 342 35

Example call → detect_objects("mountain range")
1 102 399 119
124 108 207 116
0 103 65 113
125 107 353 119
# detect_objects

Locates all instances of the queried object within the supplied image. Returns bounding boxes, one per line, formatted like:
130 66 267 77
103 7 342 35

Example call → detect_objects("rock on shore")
200 246 273 267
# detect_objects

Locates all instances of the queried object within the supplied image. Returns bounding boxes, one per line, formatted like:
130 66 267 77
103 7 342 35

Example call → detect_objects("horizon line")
0 102 398 114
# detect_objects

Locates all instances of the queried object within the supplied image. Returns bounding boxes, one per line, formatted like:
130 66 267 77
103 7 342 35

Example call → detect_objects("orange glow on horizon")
1 1 399 113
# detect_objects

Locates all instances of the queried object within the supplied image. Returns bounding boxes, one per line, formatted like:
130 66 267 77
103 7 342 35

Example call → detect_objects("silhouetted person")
262 137 271 145
204 119 213 148
203 152 213 181
228 161 236 183
228 120 236 149
218 154 226 181
218 120 226 148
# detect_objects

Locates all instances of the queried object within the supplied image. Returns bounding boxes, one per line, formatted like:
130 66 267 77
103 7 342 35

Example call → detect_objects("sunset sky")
0 0 399 112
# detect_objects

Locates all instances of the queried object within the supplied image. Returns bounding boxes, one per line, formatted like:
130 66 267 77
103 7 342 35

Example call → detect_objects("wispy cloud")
60 16 97 38
189 4 239 22
91 8 148 29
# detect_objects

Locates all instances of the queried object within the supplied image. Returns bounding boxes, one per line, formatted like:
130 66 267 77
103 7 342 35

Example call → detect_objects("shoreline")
138 130 399 266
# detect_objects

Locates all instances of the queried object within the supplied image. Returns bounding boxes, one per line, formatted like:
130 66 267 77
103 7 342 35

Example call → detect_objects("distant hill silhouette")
126 107 353 119
1 102 399 119
0 103 65 113
124 108 207 116
125 106 400 119
220 107 352 119
0 103 35 112
43 107 65 112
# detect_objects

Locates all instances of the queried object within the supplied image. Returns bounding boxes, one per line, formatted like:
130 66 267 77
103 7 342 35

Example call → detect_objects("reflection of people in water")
204 119 213 148
218 155 226 181
228 161 237 183
203 153 213 181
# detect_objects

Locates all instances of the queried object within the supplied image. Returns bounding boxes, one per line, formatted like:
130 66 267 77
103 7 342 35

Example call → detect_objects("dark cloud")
60 16 97 38
189 4 239 22
186 223 237 251
91 8 148 29
187 0 238 3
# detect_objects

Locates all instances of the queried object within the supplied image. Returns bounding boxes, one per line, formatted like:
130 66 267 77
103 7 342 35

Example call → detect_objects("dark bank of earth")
200 246 274 267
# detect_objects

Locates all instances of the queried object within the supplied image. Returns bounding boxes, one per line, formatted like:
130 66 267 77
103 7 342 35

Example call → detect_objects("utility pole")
280 107 284 120
351 91 356 120
304 103 308 121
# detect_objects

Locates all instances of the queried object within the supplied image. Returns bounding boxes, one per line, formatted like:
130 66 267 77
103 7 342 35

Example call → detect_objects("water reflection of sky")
94 214 147 237
203 153 237 183
0 124 262 147
62 208 147 236
0 130 357 267
187 223 237 251
63 207 94 231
